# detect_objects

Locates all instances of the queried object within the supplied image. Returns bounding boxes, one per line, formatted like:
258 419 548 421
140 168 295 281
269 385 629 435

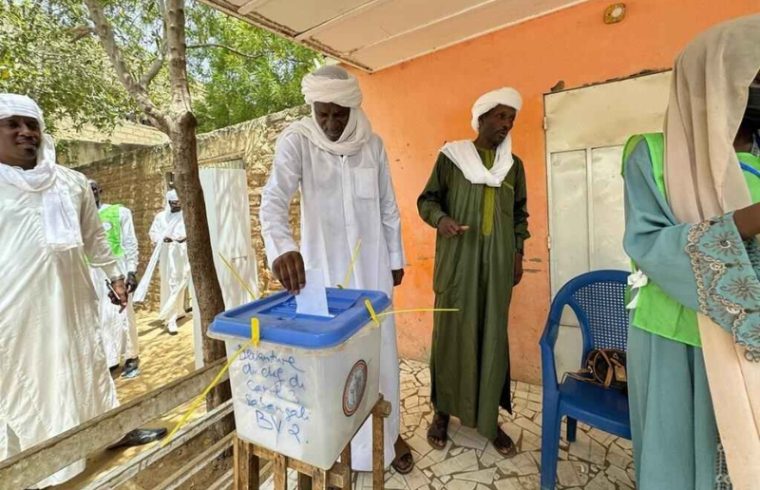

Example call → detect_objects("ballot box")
209 287 390 469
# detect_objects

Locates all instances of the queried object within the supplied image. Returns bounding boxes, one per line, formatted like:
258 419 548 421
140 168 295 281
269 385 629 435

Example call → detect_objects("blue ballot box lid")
209 288 391 349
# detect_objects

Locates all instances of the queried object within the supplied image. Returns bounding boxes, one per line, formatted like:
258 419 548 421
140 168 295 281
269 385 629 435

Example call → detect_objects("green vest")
99 204 124 258
622 134 760 347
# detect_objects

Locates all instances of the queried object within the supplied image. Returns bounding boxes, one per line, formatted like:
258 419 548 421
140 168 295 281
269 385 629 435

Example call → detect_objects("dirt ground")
54 310 220 489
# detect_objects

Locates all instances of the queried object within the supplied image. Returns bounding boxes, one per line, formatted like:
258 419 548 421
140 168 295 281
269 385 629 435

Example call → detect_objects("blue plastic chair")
539 270 631 490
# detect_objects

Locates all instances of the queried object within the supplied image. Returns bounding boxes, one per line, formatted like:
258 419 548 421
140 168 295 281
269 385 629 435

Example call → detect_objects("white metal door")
544 71 672 374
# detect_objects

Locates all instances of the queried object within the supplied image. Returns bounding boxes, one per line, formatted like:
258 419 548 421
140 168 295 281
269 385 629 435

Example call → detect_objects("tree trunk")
168 113 231 409
165 0 231 413
85 0 233 416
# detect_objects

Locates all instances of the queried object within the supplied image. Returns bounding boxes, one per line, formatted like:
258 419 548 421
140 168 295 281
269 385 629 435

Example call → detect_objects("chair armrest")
539 315 561 397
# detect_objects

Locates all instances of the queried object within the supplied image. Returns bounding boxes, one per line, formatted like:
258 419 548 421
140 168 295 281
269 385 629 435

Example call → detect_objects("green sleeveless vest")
622 135 760 347
99 204 124 258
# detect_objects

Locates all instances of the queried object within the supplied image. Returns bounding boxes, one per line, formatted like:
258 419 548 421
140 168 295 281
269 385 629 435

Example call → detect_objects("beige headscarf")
664 14 760 489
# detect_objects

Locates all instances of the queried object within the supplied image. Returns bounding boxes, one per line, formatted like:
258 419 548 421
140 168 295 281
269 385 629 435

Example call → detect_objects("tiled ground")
263 359 635 489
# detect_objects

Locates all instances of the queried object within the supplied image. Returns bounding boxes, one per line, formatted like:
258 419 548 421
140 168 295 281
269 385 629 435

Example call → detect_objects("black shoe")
109 365 119 374
107 428 168 450
121 358 140 379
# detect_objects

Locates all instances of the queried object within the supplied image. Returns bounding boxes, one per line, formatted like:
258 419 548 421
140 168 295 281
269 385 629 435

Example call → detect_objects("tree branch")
187 43 266 61
83 0 170 133
139 19 169 88
68 25 95 42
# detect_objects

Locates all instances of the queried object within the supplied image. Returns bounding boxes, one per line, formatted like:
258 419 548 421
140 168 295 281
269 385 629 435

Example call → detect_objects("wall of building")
350 0 759 382
78 106 308 310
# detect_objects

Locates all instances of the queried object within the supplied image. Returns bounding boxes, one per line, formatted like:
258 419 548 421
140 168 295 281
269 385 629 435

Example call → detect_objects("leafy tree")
0 0 320 134
188 9 321 132
0 0 136 132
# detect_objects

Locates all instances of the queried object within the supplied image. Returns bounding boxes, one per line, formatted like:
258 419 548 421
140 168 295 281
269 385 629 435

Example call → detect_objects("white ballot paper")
296 268 330 317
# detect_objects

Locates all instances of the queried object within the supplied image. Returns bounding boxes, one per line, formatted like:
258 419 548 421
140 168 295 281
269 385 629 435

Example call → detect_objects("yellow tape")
161 339 252 446
376 307 459 319
251 317 260 347
364 298 380 325
162 316 261 446
218 252 259 300
340 239 362 288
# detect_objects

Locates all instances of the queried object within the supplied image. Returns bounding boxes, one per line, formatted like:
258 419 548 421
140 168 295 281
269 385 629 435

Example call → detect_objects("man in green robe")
418 87 529 456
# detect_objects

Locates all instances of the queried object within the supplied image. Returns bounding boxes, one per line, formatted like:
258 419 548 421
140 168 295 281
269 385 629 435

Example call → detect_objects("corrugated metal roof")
199 0 592 72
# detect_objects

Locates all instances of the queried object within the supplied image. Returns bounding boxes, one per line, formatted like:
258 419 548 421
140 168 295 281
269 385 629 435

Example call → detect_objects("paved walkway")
264 359 635 489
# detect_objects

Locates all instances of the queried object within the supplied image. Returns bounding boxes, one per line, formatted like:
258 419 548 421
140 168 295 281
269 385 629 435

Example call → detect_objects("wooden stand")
234 396 392 490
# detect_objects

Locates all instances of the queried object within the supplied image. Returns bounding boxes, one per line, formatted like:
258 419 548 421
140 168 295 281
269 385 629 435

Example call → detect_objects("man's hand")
126 272 138 294
109 278 129 312
513 252 524 286
392 269 404 287
272 251 306 294
163 237 173 243
437 217 470 238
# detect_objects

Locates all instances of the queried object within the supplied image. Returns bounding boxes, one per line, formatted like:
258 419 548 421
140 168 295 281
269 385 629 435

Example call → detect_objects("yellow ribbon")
218 252 259 300
339 239 362 289
161 317 260 447
364 298 380 325
251 317 260 347
364 302 459 323
377 307 459 318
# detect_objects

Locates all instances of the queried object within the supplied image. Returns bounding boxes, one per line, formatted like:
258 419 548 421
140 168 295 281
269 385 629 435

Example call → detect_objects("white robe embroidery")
261 131 405 471
91 204 139 366
0 165 120 488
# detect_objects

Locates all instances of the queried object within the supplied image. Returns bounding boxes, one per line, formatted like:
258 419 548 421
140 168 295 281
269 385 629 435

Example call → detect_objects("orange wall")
351 0 760 383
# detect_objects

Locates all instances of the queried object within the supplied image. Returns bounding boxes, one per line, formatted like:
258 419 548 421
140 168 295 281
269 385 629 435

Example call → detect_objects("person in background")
147 189 190 335
89 179 141 378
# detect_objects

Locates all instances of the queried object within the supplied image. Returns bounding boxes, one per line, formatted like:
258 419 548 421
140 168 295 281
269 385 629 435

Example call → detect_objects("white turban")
166 189 179 202
280 65 372 156
0 94 46 131
301 65 363 108
439 87 523 187
0 93 83 250
471 87 523 132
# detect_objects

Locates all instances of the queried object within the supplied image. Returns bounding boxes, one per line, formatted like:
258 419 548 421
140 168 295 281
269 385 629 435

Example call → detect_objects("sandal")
391 437 414 475
493 427 517 457
426 412 449 450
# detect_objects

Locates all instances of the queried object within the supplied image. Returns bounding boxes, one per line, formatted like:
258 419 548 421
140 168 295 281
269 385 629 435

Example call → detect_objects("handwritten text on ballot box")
210 288 390 470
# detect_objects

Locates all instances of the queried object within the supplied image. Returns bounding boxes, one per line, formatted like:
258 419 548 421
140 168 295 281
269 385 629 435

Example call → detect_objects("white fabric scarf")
0 94 82 250
281 69 372 156
441 138 515 187
441 87 523 187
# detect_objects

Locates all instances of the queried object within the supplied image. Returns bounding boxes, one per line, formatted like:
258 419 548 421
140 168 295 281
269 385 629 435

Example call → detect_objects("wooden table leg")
372 405 385 490
312 468 329 490
234 436 259 490
297 472 312 490
274 453 288 490
340 443 352 490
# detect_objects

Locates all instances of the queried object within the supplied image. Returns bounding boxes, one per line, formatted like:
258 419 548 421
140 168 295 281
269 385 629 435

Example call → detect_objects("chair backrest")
548 270 629 360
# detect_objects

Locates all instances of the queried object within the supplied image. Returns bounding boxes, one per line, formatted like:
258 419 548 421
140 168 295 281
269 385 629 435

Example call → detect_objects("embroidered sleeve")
686 213 760 361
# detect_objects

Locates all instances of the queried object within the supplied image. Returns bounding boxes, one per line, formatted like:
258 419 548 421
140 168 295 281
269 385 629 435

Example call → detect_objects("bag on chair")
565 349 627 392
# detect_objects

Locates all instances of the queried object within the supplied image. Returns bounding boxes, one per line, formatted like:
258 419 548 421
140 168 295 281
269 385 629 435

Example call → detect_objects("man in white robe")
260 66 412 473
0 94 168 488
89 179 141 378
148 190 190 334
